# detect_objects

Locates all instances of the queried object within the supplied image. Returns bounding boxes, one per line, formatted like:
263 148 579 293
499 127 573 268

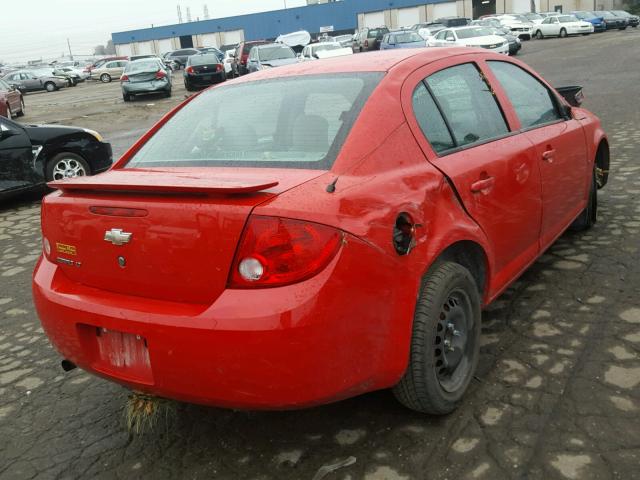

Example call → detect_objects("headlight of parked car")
83 128 104 142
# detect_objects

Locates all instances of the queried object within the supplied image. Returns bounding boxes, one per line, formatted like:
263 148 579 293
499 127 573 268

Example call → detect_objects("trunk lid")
43 168 324 304
192 64 219 74
127 71 160 83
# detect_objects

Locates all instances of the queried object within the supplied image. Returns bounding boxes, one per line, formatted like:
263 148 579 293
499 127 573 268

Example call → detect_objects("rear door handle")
542 149 556 162
470 176 495 193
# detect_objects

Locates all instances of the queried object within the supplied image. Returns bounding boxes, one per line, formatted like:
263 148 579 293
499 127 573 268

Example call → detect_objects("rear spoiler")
556 86 584 107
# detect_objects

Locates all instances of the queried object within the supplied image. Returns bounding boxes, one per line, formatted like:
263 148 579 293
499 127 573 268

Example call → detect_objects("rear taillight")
156 70 167 79
185 66 194 74
229 216 342 288
120 75 129 82
365 40 369 48
216 64 223 72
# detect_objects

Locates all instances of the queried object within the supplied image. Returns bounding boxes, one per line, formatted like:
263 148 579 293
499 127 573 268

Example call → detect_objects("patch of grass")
124 392 176 435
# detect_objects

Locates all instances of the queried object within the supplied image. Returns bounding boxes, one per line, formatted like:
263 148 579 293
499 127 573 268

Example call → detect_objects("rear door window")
412 83 455 153
487 61 562 129
425 63 509 148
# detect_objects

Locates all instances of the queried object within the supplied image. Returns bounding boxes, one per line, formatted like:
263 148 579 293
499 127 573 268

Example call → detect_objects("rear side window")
425 63 508 147
126 73 383 170
412 83 455 153
487 61 562 129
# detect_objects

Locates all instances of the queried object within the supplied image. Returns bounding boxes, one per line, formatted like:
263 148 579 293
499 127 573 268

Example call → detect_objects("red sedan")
33 48 608 414
0 77 24 118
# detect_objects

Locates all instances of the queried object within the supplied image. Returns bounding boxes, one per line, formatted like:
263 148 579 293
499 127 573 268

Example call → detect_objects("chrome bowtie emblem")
104 229 132 246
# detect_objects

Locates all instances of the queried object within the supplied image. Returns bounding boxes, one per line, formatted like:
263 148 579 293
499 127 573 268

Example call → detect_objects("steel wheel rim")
433 288 475 393
52 158 86 180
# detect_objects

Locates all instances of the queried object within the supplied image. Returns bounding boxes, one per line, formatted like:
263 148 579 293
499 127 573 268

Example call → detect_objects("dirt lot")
1 30 640 480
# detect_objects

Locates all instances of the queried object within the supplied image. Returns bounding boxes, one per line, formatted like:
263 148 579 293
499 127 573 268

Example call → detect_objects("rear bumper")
122 79 170 94
184 71 226 86
32 235 413 409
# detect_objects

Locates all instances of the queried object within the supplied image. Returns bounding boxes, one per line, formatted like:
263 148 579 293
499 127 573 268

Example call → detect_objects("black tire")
100 73 111 83
44 82 56 92
16 98 24 117
164 89 172 98
393 262 481 415
123 93 132 102
570 170 597 231
536 30 544 39
45 152 91 182
559 28 567 38
5 103 12 118
184 81 193 92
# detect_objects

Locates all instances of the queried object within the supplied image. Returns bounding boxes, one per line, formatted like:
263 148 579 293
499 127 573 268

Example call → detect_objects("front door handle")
470 176 495 194
542 149 556 162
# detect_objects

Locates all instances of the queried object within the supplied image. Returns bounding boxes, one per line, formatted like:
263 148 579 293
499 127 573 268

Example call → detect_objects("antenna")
177 5 183 23
204 4 210 20
186 6 192 22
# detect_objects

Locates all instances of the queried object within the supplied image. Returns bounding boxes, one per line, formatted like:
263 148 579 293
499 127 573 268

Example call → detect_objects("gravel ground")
1 30 639 480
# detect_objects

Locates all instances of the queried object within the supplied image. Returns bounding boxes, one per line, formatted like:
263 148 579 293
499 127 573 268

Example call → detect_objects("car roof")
230 48 485 82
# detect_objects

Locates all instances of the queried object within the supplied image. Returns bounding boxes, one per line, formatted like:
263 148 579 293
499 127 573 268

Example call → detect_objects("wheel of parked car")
100 73 112 83
164 89 172 98
123 93 132 102
570 169 598 231
5 103 12 118
46 152 91 182
44 82 57 92
559 28 568 38
16 99 24 117
393 262 481 414
535 30 544 39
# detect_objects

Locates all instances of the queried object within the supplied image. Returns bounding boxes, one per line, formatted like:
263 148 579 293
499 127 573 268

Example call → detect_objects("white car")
223 49 235 77
299 42 353 61
431 26 509 55
534 15 594 38
494 15 535 39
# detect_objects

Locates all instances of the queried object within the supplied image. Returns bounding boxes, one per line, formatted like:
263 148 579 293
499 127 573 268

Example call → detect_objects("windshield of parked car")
31 69 55 77
455 27 493 38
312 43 342 53
599 11 616 19
189 54 220 66
575 12 596 19
125 60 160 73
559 15 579 22
126 73 383 170
612 10 631 17
392 32 424 43
525 13 543 20
258 46 295 61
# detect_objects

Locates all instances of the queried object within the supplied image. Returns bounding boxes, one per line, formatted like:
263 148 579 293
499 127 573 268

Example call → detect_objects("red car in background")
0 77 24 118
233 40 270 75
33 48 608 414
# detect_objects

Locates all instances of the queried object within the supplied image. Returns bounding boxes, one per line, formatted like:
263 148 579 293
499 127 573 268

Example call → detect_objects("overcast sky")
0 0 307 63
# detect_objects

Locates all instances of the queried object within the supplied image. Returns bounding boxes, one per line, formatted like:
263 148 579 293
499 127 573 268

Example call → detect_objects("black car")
488 27 521 55
611 10 639 27
0 116 112 200
594 11 628 29
183 53 226 91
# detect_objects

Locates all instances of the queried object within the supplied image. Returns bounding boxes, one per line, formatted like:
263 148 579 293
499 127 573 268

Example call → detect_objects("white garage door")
398 7 420 27
136 41 154 55
157 38 174 54
433 2 458 20
512 0 532 13
363 11 385 28
199 33 220 48
115 43 132 58
222 30 244 45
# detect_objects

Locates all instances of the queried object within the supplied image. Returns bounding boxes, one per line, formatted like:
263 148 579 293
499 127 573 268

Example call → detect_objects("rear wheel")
100 73 111 83
393 262 481 414
164 89 172 98
570 170 598 231
123 93 132 102
559 28 567 38
536 30 544 39
16 99 25 117
44 82 56 92
46 152 91 182
5 103 12 118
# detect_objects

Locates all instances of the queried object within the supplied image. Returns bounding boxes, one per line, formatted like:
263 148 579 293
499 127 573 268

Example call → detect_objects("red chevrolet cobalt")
33 48 608 414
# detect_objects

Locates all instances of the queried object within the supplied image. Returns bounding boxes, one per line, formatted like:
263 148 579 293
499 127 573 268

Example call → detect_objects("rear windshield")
189 54 220 65
125 60 160 73
368 28 389 37
258 46 295 61
126 73 383 170
392 32 423 43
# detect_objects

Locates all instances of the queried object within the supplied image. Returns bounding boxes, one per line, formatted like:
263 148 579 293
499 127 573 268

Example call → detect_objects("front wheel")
559 28 567 38
536 30 544 39
393 262 481 414
45 152 91 182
